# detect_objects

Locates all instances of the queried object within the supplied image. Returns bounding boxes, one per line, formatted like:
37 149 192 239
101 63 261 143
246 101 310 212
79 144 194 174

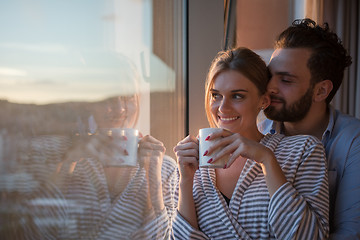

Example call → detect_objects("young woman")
173 47 329 239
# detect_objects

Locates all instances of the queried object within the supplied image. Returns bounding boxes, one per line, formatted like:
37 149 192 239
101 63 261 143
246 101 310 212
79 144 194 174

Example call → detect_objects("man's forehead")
270 48 282 60
269 48 312 71
268 48 313 86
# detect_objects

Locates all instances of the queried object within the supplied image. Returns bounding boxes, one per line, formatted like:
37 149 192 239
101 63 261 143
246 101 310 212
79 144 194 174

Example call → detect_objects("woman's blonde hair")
204 47 269 127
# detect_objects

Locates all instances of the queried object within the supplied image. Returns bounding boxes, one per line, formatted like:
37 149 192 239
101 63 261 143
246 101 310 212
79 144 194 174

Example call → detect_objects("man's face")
264 48 314 122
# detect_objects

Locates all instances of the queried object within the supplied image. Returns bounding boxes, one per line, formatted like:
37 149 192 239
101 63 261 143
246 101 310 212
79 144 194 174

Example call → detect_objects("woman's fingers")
206 134 237 156
205 128 232 141
174 142 199 156
207 140 239 166
139 135 166 152
203 132 249 166
138 135 166 165
225 147 245 168
174 135 200 176
140 134 162 145
178 135 199 146
173 135 199 154
175 147 199 160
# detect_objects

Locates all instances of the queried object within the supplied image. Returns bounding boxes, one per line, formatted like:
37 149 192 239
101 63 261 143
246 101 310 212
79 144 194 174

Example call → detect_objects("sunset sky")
0 0 174 105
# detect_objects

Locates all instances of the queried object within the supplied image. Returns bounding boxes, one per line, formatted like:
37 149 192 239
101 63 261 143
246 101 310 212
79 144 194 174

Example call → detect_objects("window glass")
0 0 184 238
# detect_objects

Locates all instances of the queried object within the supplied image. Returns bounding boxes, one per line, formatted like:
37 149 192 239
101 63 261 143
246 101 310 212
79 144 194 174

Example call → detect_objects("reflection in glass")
0 0 184 239
1 54 178 239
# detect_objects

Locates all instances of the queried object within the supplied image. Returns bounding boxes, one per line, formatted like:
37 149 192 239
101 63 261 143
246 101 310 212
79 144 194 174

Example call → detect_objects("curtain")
305 0 360 119
305 0 324 24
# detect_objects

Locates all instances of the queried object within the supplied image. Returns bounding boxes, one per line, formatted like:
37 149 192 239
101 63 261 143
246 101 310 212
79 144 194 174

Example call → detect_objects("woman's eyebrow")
231 89 248 93
210 88 248 92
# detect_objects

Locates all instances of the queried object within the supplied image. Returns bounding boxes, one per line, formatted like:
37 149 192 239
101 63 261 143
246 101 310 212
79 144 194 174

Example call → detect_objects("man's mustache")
270 95 285 103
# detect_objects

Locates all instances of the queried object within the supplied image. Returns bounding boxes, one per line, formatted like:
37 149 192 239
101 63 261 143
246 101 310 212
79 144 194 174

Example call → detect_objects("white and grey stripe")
57 154 178 240
172 133 329 240
20 135 179 239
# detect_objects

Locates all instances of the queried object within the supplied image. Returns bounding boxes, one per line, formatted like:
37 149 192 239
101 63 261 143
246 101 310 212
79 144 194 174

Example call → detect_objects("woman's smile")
218 115 240 123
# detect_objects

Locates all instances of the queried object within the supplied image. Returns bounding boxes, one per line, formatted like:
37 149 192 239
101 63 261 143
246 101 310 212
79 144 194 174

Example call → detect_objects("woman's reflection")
0 54 178 239
55 56 178 239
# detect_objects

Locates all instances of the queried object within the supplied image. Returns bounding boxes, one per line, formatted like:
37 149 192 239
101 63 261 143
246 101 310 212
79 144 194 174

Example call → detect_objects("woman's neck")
103 167 133 200
239 128 264 142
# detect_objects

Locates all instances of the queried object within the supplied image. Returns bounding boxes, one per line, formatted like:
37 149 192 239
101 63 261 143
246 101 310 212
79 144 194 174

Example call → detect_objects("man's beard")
264 87 313 122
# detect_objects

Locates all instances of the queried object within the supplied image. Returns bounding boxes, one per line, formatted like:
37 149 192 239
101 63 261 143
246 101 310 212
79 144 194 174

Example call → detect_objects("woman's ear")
314 80 333 102
260 93 271 110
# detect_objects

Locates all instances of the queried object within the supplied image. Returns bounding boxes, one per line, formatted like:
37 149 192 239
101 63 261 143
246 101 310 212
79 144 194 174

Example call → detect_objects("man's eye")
281 79 292 83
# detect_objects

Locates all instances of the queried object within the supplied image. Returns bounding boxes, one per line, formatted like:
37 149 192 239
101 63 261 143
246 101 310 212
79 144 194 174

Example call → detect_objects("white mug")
198 128 228 168
102 128 139 167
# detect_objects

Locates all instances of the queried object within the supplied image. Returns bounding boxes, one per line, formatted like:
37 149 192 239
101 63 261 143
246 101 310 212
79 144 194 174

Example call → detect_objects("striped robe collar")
198 133 284 239
63 157 148 238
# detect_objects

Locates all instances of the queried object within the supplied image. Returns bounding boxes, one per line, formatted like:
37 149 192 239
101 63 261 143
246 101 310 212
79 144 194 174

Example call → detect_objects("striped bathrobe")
172 133 329 239
57 154 178 240
21 135 178 239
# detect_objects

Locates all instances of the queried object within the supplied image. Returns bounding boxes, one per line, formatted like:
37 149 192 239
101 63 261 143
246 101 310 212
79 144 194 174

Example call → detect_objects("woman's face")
92 94 139 129
209 70 266 137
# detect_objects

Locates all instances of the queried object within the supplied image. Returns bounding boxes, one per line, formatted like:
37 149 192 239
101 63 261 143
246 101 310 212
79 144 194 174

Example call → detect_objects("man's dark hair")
275 18 352 104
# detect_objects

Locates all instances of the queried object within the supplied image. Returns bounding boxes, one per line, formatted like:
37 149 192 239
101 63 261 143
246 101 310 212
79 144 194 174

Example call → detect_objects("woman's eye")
211 93 220 100
233 94 244 100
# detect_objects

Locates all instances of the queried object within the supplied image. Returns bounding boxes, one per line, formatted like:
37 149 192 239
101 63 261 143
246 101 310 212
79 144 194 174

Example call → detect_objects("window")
0 0 185 238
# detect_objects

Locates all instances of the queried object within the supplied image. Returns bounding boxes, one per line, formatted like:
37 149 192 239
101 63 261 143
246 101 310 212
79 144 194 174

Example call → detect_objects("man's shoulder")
333 110 360 137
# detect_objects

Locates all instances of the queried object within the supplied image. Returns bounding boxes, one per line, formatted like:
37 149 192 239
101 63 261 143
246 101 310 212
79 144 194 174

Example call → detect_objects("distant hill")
0 99 95 136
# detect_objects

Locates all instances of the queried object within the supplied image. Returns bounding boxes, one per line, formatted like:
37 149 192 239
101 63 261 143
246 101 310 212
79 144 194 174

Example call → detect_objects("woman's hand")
173 135 200 229
204 129 286 196
138 134 166 169
138 135 166 214
173 135 199 182
138 134 166 189
205 129 273 168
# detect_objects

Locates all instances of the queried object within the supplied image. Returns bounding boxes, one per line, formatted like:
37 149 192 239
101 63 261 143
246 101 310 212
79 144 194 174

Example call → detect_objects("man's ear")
314 80 333 102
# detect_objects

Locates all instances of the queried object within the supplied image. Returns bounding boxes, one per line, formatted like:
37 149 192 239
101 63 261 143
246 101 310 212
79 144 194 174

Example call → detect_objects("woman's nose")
218 97 231 113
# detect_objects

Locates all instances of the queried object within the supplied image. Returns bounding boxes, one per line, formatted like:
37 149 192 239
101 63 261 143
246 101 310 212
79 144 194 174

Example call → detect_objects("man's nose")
267 77 279 94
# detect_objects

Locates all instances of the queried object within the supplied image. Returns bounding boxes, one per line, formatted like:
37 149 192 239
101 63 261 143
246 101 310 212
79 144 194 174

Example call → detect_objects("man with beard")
258 18 360 239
